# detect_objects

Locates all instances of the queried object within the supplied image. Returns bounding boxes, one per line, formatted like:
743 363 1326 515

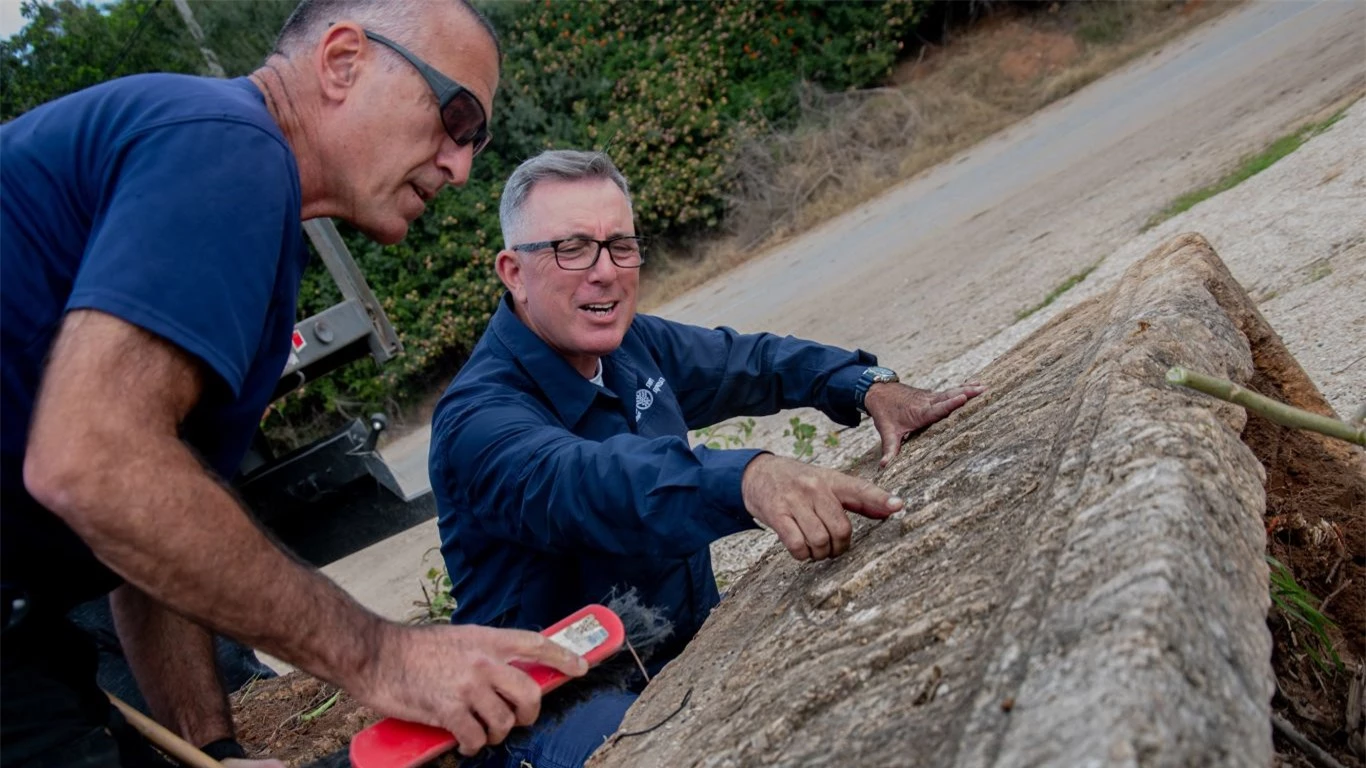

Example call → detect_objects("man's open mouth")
580 301 618 317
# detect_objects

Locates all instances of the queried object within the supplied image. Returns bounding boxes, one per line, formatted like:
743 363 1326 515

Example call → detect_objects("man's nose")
586 244 621 282
434 136 475 187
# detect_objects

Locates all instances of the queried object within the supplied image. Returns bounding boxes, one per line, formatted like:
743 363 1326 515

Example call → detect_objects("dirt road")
659 0 1361 371
345 0 1364 623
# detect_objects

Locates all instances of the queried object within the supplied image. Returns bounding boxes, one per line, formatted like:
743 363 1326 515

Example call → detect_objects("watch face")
868 366 898 382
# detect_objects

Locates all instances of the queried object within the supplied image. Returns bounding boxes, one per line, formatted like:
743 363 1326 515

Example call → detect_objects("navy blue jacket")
430 295 875 665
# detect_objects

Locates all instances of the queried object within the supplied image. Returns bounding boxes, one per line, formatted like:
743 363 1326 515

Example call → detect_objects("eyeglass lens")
556 238 644 269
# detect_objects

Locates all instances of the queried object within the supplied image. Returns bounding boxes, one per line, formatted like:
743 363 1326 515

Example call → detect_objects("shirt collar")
487 293 616 428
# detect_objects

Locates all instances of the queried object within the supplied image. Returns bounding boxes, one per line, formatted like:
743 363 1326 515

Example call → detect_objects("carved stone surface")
589 234 1276 768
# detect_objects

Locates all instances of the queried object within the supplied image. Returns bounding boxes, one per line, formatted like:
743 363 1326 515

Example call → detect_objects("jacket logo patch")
636 377 667 422
634 389 654 422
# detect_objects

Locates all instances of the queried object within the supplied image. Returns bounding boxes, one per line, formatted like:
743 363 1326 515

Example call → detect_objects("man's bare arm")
23 310 586 754
110 585 233 746
24 310 383 683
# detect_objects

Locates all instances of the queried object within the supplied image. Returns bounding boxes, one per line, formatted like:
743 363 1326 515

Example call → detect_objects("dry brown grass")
639 0 1238 310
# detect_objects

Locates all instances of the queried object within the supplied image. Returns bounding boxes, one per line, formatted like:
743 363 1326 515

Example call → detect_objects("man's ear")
495 249 527 304
315 22 366 102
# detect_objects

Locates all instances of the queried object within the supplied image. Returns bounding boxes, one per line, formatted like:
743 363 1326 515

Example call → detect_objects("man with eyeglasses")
427 150 983 766
0 2 586 766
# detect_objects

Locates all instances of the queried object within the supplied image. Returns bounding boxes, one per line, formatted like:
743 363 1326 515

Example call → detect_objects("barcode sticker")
548 614 609 656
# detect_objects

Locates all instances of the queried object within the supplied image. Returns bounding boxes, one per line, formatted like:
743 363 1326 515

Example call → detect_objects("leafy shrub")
281 0 920 434
3 0 922 438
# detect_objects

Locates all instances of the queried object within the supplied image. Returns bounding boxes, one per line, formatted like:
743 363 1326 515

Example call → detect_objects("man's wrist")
863 381 899 413
853 366 899 413
702 448 767 522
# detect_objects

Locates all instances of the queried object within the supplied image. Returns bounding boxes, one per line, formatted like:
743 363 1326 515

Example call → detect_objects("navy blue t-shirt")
0 73 309 613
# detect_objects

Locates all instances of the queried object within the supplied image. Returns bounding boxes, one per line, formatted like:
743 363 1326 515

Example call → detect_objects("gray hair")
499 150 633 248
273 0 501 66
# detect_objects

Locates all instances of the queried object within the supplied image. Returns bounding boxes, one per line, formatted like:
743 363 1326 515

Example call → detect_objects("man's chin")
575 326 629 358
356 218 410 246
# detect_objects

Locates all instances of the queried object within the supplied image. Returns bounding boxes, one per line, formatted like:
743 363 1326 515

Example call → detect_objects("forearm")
48 434 386 692
661 322 874 427
111 585 232 745
446 425 759 557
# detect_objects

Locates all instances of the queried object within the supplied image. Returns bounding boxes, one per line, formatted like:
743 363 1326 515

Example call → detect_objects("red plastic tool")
349 604 625 768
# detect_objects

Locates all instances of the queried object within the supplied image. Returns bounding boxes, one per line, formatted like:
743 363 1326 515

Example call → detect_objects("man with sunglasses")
428 150 983 766
1 2 585 766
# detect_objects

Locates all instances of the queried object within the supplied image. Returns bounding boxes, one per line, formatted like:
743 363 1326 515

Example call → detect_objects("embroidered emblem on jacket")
636 376 667 422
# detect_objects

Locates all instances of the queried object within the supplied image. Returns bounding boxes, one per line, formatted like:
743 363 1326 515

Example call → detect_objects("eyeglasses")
364 29 491 156
511 236 646 271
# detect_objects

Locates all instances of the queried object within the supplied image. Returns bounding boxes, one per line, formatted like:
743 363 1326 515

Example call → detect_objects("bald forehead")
410 2 500 110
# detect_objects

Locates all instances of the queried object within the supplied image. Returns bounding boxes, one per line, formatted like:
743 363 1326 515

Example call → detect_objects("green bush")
283 0 921 433
3 0 921 438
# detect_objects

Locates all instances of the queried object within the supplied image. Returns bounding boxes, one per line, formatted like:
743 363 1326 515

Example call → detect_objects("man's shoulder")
621 312 716 362
440 335 534 406
623 312 687 347
13 74 286 156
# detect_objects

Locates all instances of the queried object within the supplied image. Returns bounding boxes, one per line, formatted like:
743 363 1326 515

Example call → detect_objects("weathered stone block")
588 234 1278 768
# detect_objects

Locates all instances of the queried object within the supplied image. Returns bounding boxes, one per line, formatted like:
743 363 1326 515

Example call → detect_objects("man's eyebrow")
555 231 635 241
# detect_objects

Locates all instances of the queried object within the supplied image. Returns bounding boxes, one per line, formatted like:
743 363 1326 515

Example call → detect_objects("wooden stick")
1166 367 1365 446
107 693 224 768
1271 713 1347 768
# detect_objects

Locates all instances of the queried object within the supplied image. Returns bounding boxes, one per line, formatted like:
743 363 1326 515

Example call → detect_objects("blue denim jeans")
468 689 639 768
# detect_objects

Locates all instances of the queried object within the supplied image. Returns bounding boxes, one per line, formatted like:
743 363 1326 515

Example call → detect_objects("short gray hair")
273 0 500 66
499 150 632 248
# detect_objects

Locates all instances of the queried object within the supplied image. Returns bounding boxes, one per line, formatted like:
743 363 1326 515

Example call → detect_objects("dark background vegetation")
2 0 930 435
1 0 1180 440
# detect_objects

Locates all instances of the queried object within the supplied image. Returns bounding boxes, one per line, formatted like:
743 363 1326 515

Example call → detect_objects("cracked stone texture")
588 234 1279 768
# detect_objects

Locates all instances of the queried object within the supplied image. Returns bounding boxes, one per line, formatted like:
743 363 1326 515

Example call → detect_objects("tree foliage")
2 0 920 436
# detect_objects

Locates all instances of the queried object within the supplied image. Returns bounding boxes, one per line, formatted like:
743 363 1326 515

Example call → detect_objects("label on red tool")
291 329 307 353
548 614 609 656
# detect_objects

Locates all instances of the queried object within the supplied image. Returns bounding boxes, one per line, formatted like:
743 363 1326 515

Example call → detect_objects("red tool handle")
349 605 625 768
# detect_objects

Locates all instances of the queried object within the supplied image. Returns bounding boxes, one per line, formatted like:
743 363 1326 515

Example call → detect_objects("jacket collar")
487 293 622 428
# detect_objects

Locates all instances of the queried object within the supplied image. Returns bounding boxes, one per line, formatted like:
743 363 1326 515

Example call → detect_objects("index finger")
830 473 903 519
937 385 985 401
495 628 589 677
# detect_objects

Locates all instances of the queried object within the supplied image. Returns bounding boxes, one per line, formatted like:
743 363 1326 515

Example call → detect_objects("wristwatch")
853 366 899 413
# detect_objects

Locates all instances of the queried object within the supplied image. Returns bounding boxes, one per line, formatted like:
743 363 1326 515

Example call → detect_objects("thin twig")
1271 712 1347 768
1166 367 1365 446
1319 578 1352 615
624 637 651 684
1332 353 1366 375
1326 555 1345 584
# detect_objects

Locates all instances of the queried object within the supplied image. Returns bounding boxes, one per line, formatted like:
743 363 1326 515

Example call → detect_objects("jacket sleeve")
633 315 877 429
430 392 763 558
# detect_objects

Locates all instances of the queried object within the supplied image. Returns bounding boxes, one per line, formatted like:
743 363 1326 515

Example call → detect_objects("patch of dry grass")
639 0 1238 310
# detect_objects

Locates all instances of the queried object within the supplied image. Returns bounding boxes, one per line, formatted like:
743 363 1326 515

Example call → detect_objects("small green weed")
1144 109 1350 231
414 563 456 624
784 416 818 458
1266 554 1342 672
693 418 757 449
1016 263 1098 321
300 691 341 723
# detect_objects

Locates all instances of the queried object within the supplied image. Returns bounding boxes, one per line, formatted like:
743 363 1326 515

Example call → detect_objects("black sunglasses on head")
364 29 491 156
